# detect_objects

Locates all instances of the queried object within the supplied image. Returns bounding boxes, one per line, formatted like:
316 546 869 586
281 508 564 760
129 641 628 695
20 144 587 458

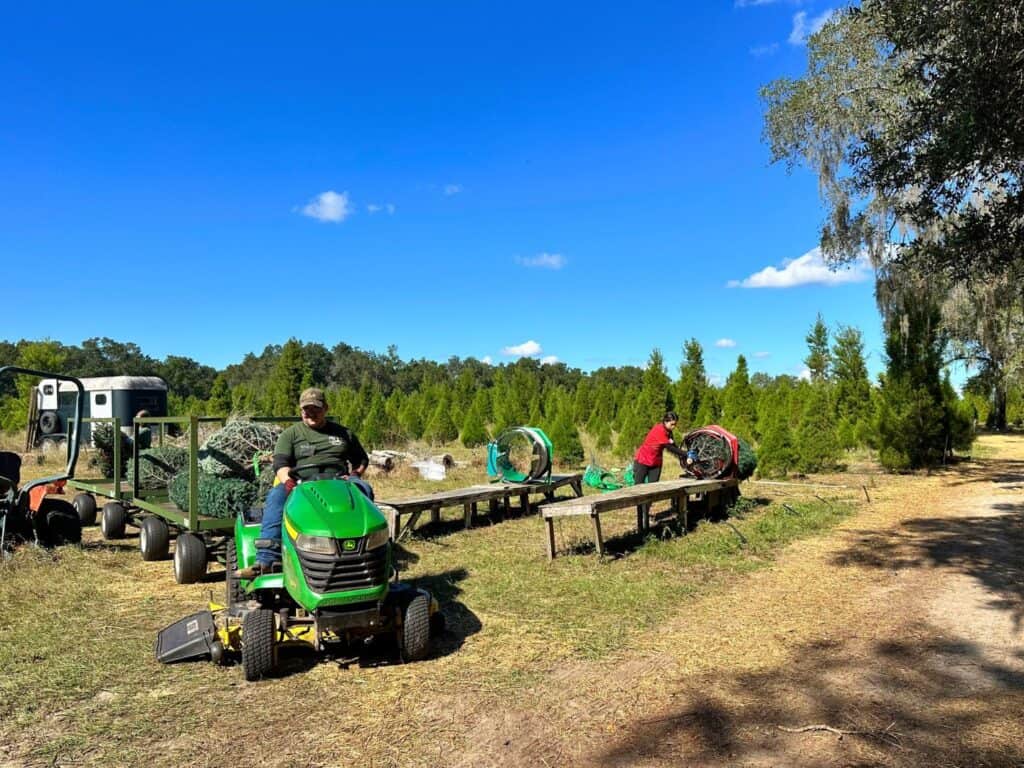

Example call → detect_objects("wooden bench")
540 477 739 559
379 473 584 541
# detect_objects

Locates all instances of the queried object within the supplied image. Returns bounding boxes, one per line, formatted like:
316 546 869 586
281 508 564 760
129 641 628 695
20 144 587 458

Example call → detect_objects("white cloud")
444 184 462 196
798 366 812 381
481 355 493 365
754 351 771 359
716 338 737 348
515 252 566 270
300 190 352 223
366 203 396 215
540 355 559 365
502 340 542 357
750 43 780 57
728 247 872 288
736 0 796 5
789 8 835 45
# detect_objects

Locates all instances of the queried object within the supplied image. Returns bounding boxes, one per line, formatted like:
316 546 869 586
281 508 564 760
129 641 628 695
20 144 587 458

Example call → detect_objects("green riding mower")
156 473 443 680
0 366 84 552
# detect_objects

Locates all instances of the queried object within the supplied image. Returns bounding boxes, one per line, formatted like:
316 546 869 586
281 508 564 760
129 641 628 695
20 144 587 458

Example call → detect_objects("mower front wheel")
139 516 170 561
100 502 127 540
73 493 97 526
242 608 276 681
400 593 431 663
39 498 82 547
173 532 207 584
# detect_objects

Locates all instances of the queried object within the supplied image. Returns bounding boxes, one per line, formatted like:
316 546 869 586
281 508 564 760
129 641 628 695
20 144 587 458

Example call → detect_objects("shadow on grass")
593 627 1024 767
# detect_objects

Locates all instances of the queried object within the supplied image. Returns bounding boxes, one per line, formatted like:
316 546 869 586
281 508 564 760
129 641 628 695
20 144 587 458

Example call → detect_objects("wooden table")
379 473 584 541
540 477 739 559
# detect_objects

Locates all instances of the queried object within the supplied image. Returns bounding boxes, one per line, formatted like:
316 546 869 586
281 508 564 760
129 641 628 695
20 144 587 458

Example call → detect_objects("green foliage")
795 384 840 473
721 356 757 442
694 386 721 427
756 388 797 478
263 339 311 416
675 338 706 430
804 313 831 383
206 374 232 417
127 446 189 490
547 406 584 465
459 403 489 448
90 422 129 478
831 326 872 447
359 392 389 448
168 472 259 519
636 349 673 426
423 395 458 444
199 420 282 479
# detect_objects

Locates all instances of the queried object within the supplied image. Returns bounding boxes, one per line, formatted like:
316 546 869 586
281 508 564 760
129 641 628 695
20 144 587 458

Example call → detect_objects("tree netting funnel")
682 425 757 480
486 427 553 483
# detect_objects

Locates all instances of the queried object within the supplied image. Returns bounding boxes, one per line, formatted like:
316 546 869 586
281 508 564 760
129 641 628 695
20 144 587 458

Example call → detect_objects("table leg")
592 514 604 557
520 491 530 514
545 517 556 560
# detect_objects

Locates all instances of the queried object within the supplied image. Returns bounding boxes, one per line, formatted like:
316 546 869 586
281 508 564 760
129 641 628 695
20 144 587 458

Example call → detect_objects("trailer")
27 375 168 450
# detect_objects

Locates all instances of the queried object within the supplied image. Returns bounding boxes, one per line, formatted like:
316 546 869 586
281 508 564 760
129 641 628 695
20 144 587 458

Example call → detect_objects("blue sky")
1 1 889 386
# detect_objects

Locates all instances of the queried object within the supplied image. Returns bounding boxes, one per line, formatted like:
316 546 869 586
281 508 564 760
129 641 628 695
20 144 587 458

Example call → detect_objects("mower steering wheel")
0 474 13 495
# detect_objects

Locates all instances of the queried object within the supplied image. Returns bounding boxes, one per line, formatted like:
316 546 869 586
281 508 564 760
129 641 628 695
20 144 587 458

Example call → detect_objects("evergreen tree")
614 400 645 459
460 402 489 447
636 349 673 425
468 389 492 428
573 378 594 426
804 313 831 383
831 325 872 448
264 339 310 416
721 356 758 441
594 420 613 451
359 392 389 448
397 392 425 440
757 387 797 478
547 400 584 465
694 386 722 426
423 394 458 444
795 384 840 472
675 339 707 429
206 374 232 417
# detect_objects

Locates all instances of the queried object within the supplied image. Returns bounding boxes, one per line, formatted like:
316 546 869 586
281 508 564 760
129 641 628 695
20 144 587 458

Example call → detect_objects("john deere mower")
156 473 442 680
0 366 84 552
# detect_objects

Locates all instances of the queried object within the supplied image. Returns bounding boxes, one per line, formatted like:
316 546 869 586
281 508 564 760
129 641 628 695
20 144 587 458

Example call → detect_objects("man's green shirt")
272 421 369 481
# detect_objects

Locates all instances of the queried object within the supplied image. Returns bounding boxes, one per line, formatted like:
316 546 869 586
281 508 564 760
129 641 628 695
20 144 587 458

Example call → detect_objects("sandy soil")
454 436 1024 767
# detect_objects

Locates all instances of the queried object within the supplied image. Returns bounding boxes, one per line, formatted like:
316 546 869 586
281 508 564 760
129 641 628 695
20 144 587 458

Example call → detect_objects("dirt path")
456 436 1024 767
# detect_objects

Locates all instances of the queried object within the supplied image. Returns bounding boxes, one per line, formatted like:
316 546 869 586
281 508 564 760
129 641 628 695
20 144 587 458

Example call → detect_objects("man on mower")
235 387 370 579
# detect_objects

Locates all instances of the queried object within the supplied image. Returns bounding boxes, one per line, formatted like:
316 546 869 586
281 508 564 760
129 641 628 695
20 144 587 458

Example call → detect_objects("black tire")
173 532 207 584
139 515 170 561
225 538 246 607
100 502 127 540
38 411 59 435
242 608 276 681
73 494 97 526
400 593 431 663
39 498 82 547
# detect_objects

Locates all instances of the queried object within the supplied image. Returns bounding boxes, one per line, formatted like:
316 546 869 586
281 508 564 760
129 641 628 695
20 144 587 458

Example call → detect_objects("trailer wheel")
73 493 97 526
173 532 207 584
39 499 82 547
139 515 170 561
400 593 431 663
242 609 276 681
225 538 246 607
38 411 59 435
100 502 127 540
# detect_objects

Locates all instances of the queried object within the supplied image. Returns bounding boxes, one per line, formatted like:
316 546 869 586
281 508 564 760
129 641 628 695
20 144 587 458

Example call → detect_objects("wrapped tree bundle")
91 422 129 478
198 420 282 480
127 446 189 490
168 471 260 519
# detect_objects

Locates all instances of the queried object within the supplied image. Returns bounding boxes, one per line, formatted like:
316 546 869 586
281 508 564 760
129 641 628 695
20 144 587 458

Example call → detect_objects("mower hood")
283 479 387 540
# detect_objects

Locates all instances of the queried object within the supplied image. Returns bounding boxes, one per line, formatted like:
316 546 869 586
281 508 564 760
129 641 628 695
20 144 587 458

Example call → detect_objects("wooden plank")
542 478 735 519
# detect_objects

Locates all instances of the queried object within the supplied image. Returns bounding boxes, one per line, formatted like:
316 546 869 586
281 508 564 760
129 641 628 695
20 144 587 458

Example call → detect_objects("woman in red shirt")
633 411 687 485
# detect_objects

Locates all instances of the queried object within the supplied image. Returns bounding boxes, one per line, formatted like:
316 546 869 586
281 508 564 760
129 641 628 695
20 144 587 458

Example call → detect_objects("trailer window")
43 385 55 395
94 394 107 406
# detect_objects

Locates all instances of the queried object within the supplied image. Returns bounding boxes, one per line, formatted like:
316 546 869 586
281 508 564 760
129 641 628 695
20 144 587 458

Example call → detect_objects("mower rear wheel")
39 498 82 547
73 493 97 526
225 538 245 607
242 608 276 681
400 593 431 663
139 515 170 561
173 532 207 584
100 502 127 540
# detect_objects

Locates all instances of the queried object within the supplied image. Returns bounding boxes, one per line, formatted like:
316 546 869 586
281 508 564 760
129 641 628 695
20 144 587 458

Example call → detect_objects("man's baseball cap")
299 387 326 409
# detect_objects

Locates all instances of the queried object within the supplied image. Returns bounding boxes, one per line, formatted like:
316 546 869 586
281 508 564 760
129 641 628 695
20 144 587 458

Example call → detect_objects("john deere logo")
342 539 357 552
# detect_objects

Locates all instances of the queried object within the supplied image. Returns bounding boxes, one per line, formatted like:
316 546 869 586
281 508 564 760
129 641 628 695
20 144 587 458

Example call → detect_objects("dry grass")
2 437 1018 767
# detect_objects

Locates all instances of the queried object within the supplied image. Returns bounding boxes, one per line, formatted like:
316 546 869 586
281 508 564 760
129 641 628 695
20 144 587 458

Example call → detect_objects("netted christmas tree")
198 420 282 480
169 471 260 519
127 445 189 490
91 422 129 478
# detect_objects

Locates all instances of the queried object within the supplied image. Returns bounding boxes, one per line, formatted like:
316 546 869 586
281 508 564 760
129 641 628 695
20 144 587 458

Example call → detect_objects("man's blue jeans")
256 483 288 567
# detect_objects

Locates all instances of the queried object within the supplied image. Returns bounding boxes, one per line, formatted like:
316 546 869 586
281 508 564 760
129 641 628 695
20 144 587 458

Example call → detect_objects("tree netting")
198 420 282 479
582 462 634 490
682 425 757 480
127 446 189 490
168 471 260 519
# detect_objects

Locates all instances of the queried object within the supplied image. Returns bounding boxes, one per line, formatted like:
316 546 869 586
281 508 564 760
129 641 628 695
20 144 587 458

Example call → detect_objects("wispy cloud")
481 355 493 365
728 247 872 288
788 8 834 45
502 340 542 357
444 183 462 196
750 43 780 57
540 355 559 365
716 338 737 348
754 351 772 359
300 190 352 223
515 252 566 270
366 203 396 215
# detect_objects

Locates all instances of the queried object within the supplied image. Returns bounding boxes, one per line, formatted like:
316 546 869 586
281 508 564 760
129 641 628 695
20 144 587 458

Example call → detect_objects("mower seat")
0 452 21 487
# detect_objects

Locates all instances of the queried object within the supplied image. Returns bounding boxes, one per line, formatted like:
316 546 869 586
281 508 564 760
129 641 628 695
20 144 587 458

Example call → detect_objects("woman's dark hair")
663 411 679 423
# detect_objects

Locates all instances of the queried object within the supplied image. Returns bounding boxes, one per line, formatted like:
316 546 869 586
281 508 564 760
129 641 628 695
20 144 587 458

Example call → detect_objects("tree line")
0 322 1005 475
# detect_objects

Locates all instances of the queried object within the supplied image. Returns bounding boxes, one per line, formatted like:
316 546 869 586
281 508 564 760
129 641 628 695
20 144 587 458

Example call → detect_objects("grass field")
0 441 875 767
